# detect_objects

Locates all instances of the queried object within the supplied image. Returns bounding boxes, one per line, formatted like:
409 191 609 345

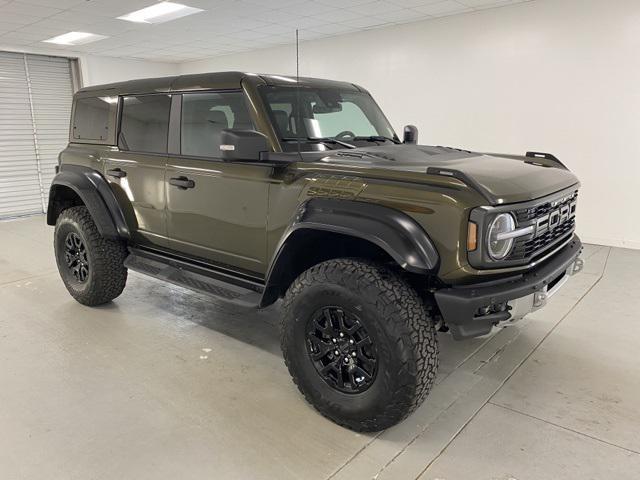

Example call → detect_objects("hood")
311 144 579 205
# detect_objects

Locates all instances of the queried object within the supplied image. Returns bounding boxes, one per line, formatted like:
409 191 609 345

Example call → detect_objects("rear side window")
181 91 252 158
72 97 112 141
119 95 171 154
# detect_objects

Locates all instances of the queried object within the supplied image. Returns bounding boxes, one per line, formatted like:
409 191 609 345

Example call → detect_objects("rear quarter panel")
59 143 106 173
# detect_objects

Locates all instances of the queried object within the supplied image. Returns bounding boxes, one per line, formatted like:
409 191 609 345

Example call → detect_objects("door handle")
169 176 196 189
107 168 127 178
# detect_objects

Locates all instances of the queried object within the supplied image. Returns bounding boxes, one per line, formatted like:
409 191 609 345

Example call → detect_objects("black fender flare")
47 164 130 240
260 198 439 306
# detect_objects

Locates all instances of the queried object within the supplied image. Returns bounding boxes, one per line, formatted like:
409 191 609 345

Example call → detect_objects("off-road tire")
54 206 128 306
281 258 438 432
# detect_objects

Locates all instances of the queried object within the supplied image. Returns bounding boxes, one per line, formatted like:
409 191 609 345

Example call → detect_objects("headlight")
487 213 516 259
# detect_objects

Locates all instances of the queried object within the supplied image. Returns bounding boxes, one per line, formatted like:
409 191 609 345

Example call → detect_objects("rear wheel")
54 206 128 306
281 258 438 432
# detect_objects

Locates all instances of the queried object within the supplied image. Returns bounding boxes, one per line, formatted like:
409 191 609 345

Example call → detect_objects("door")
103 94 171 247
166 91 270 275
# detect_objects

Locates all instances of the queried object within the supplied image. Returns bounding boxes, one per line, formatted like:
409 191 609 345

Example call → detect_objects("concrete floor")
1 215 639 480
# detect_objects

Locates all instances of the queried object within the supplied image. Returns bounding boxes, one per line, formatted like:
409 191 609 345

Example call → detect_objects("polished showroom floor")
1 215 638 479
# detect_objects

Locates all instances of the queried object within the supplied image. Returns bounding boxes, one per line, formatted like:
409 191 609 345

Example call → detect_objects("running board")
124 248 263 308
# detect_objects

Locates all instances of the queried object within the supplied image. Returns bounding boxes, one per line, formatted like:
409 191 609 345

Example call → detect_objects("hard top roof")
77 71 363 96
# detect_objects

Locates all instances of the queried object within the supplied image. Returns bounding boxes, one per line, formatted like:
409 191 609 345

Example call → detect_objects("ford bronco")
47 72 583 431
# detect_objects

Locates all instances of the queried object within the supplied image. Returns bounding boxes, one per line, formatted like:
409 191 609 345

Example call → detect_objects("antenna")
295 29 302 159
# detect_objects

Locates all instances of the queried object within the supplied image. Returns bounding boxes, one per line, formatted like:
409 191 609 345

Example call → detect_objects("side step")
124 248 263 308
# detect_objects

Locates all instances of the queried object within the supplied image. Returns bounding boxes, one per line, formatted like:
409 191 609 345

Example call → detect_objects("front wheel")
281 258 438 432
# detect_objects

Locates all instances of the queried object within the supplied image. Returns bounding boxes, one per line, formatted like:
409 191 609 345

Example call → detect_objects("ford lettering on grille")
536 200 577 236
508 192 578 261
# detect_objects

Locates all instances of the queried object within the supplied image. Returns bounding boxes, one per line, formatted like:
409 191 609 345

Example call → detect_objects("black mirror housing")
220 129 270 161
403 125 418 145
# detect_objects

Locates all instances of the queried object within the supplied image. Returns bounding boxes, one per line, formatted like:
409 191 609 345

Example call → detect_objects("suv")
48 72 583 432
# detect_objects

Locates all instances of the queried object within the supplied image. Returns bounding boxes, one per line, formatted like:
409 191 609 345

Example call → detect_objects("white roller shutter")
26 54 73 208
0 51 73 218
0 51 42 217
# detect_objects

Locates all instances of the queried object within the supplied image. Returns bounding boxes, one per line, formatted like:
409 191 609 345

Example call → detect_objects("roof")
77 71 362 96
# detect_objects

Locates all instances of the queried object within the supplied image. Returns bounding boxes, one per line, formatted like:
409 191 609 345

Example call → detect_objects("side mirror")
403 125 418 144
220 129 269 161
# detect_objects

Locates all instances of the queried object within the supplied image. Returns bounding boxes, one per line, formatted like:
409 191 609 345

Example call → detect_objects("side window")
72 97 112 141
181 91 252 158
119 95 171 154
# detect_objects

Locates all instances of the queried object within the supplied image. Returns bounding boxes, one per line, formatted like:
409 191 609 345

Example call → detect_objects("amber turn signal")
467 222 477 251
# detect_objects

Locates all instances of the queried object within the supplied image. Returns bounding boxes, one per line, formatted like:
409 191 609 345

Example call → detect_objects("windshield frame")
257 85 399 151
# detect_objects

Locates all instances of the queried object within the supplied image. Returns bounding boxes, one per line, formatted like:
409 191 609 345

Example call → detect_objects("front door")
104 94 172 248
165 91 270 276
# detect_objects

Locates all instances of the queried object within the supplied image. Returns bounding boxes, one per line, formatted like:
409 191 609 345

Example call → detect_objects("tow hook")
570 257 584 276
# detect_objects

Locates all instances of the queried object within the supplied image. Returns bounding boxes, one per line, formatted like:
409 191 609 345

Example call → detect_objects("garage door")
0 51 74 218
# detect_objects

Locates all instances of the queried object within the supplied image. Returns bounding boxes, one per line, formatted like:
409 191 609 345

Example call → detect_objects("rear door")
103 94 170 248
165 91 271 276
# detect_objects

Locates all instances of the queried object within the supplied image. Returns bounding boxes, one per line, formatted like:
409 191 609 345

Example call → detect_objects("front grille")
508 191 578 261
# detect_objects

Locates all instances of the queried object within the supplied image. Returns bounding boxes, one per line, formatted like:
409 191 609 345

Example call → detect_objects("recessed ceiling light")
43 32 108 45
117 2 204 24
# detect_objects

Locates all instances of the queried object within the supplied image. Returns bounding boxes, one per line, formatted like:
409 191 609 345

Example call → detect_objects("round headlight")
487 213 516 260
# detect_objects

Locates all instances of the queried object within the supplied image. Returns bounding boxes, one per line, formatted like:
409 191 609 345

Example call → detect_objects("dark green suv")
47 72 584 431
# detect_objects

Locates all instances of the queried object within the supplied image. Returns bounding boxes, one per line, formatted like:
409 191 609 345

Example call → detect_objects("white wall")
180 0 640 249
80 55 179 86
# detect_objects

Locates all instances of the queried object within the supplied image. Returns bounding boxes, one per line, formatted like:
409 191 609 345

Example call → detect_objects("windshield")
259 85 398 151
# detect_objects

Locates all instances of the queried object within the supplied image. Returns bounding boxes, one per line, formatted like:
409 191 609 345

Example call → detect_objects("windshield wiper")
353 135 401 144
309 137 357 149
281 137 357 149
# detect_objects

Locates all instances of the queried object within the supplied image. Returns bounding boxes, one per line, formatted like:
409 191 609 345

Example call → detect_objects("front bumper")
434 235 583 340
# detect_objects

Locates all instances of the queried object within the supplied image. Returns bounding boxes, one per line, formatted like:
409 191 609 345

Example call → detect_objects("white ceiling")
0 0 532 63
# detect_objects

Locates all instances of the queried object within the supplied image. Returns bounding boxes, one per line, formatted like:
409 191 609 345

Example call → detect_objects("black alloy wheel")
306 306 378 394
64 232 89 283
